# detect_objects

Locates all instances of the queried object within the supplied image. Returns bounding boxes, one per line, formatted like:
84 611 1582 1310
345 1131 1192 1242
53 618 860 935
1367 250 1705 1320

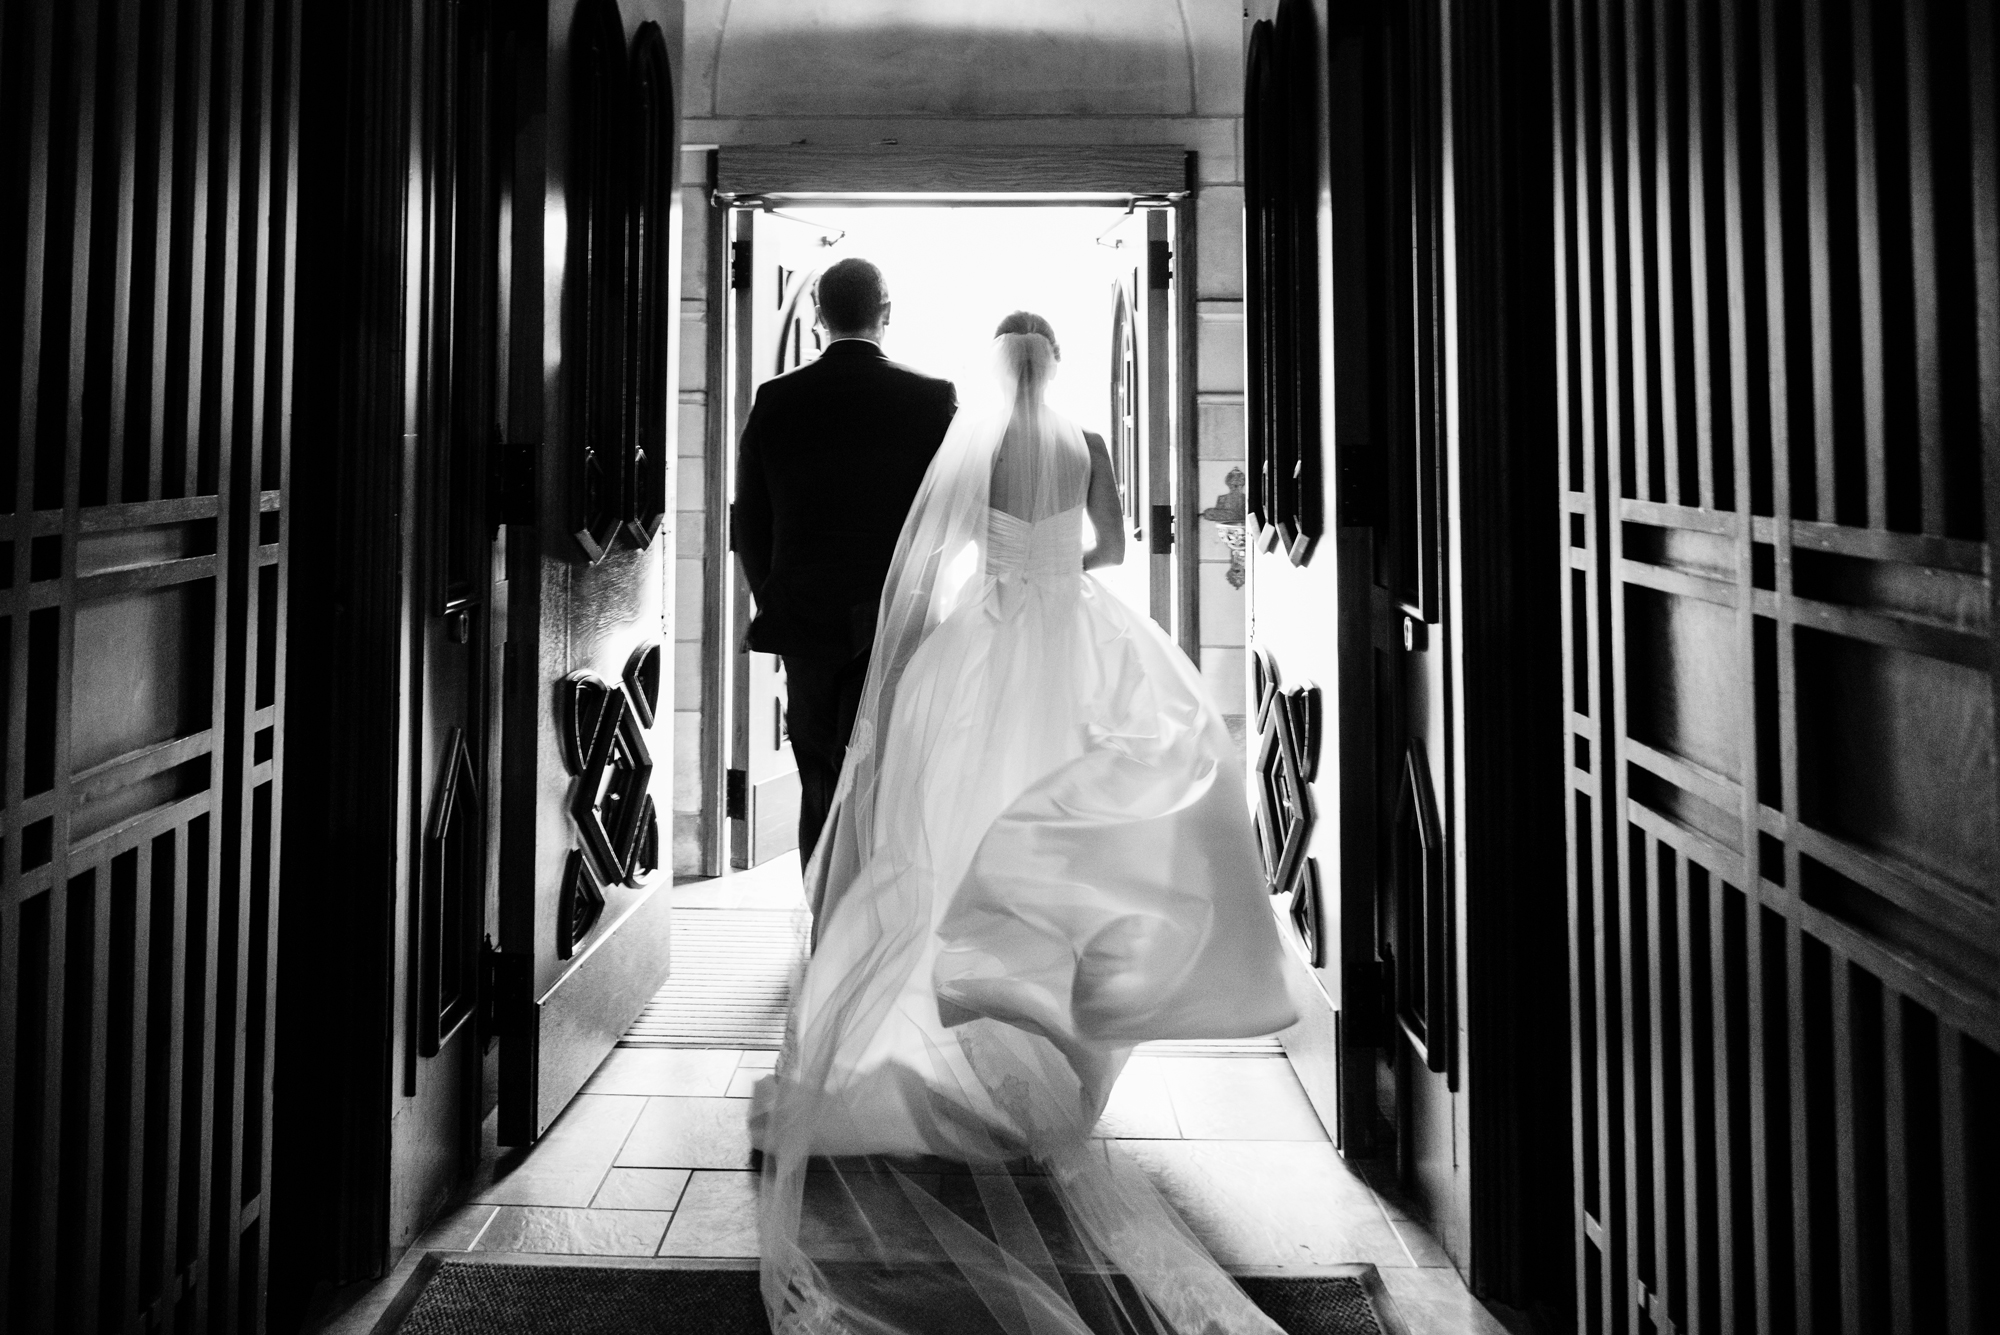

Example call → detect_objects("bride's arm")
1082 431 1126 570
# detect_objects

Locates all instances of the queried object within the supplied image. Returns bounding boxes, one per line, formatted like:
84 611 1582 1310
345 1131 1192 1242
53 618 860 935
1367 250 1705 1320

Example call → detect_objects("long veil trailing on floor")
757 333 1299 1335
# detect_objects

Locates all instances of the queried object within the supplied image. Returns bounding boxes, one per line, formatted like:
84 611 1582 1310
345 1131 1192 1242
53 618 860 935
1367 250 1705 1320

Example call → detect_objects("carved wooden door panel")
1555 1 2000 1331
495 0 684 1146
386 0 509 1249
723 208 818 870
1109 282 1139 527
1250 0 1461 1229
1366 0 1460 1225
0 0 298 1328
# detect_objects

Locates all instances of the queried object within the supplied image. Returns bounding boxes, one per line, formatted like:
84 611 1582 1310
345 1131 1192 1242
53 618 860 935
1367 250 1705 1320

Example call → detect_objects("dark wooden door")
1252 5 1568 1294
1368 0 1462 1225
723 212 814 871
391 0 509 1249
1555 0 2000 1330
0 0 297 1329
1310 0 1465 1230
495 0 684 1146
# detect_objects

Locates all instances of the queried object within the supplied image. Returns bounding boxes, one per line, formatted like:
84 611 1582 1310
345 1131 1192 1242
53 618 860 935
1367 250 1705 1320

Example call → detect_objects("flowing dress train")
757 335 1298 1335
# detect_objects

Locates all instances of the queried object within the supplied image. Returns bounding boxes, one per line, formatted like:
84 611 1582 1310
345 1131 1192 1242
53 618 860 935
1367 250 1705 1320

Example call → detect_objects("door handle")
444 596 481 645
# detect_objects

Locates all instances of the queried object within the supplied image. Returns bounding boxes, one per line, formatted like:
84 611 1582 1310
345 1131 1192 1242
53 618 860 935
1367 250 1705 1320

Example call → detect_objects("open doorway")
707 202 1184 872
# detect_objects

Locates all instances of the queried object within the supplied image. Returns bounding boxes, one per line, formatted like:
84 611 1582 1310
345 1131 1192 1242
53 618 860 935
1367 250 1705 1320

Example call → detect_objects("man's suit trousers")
782 649 870 870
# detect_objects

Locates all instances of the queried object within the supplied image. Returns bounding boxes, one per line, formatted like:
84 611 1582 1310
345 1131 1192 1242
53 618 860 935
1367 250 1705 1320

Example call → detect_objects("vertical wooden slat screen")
1555 0 2000 1333
0 0 297 1329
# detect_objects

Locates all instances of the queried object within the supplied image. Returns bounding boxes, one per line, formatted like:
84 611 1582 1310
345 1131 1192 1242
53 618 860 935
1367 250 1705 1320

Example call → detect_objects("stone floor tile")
416 1202 499 1252
585 1047 741 1097
726 1068 763 1098
1094 1058 1180 1139
470 1205 673 1257
1378 1266 1514 1335
590 1166 693 1211
1107 1139 1406 1269
617 1096 755 1169
1156 1057 1330 1141
1389 1214 1455 1267
658 1170 761 1257
737 1049 780 1068
474 1095 646 1207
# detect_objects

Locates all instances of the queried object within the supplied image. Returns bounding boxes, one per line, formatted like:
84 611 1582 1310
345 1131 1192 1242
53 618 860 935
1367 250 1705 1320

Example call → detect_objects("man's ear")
878 301 892 329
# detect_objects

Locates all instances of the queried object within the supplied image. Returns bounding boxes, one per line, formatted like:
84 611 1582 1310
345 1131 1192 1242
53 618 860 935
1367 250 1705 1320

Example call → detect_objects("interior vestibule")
3 0 1995 1333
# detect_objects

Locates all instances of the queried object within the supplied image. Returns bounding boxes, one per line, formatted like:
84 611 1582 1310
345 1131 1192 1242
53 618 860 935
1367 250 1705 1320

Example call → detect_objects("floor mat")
378 1257 1396 1334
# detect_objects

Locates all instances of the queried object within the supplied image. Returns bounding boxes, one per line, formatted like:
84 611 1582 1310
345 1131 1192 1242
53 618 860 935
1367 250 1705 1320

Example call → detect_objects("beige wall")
670 2 1252 871
673 164 717 872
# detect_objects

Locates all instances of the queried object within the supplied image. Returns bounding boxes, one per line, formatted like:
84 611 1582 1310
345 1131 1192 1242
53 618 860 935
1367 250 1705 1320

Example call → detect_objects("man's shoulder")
759 351 950 389
877 358 955 395
757 353 953 408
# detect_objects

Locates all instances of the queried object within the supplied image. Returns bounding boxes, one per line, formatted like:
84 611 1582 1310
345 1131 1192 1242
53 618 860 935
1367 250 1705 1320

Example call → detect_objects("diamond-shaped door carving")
557 849 607 960
622 640 661 728
622 793 660 889
1291 855 1325 968
570 685 653 882
1252 648 1324 966
560 671 616 775
556 658 660 952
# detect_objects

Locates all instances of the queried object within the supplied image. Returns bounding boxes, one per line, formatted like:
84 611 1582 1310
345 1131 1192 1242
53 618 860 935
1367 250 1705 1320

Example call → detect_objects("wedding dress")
757 333 1298 1335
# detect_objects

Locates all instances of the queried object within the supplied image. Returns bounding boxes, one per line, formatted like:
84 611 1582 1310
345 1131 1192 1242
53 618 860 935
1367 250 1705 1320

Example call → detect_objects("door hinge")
1148 239 1173 289
1149 504 1175 554
482 938 527 1043
725 767 748 820
490 436 537 529
731 239 753 291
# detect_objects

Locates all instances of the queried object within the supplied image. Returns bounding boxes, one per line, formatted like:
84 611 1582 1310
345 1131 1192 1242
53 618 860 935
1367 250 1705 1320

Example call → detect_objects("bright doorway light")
755 204 1151 613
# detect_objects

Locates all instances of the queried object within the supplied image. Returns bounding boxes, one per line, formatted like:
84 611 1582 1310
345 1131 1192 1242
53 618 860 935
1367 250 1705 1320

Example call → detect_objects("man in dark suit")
733 257 957 869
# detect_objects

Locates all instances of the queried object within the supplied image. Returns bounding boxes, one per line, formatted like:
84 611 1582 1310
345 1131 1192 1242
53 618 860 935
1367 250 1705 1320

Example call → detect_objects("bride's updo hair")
994 311 1058 399
994 310 1060 360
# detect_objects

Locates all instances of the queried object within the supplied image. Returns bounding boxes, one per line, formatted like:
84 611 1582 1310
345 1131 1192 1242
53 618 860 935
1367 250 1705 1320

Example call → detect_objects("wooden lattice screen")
1 0 296 1329
1554 1 1999 1332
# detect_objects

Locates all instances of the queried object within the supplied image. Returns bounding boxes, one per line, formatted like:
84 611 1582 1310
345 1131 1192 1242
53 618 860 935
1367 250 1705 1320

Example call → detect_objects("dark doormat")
374 1255 1402 1335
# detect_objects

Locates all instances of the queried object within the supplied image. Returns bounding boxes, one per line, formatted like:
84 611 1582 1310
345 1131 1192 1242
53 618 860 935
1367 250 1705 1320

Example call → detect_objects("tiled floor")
312 866 1513 1334
316 1044 1509 1334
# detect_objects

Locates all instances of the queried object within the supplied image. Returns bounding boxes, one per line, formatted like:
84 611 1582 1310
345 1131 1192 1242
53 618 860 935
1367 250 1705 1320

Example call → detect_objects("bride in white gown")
757 314 1299 1335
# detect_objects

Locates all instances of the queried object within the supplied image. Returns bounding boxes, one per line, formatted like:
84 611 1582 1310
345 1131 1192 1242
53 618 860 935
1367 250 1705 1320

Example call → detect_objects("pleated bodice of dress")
984 504 1084 597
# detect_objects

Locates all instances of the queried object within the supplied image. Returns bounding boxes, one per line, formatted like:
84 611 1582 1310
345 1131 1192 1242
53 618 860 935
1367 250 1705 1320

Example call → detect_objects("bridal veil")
758 332 1299 1335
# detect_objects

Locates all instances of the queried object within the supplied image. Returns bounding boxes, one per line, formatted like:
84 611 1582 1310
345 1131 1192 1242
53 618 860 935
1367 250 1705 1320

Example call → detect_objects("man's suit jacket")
733 339 958 658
